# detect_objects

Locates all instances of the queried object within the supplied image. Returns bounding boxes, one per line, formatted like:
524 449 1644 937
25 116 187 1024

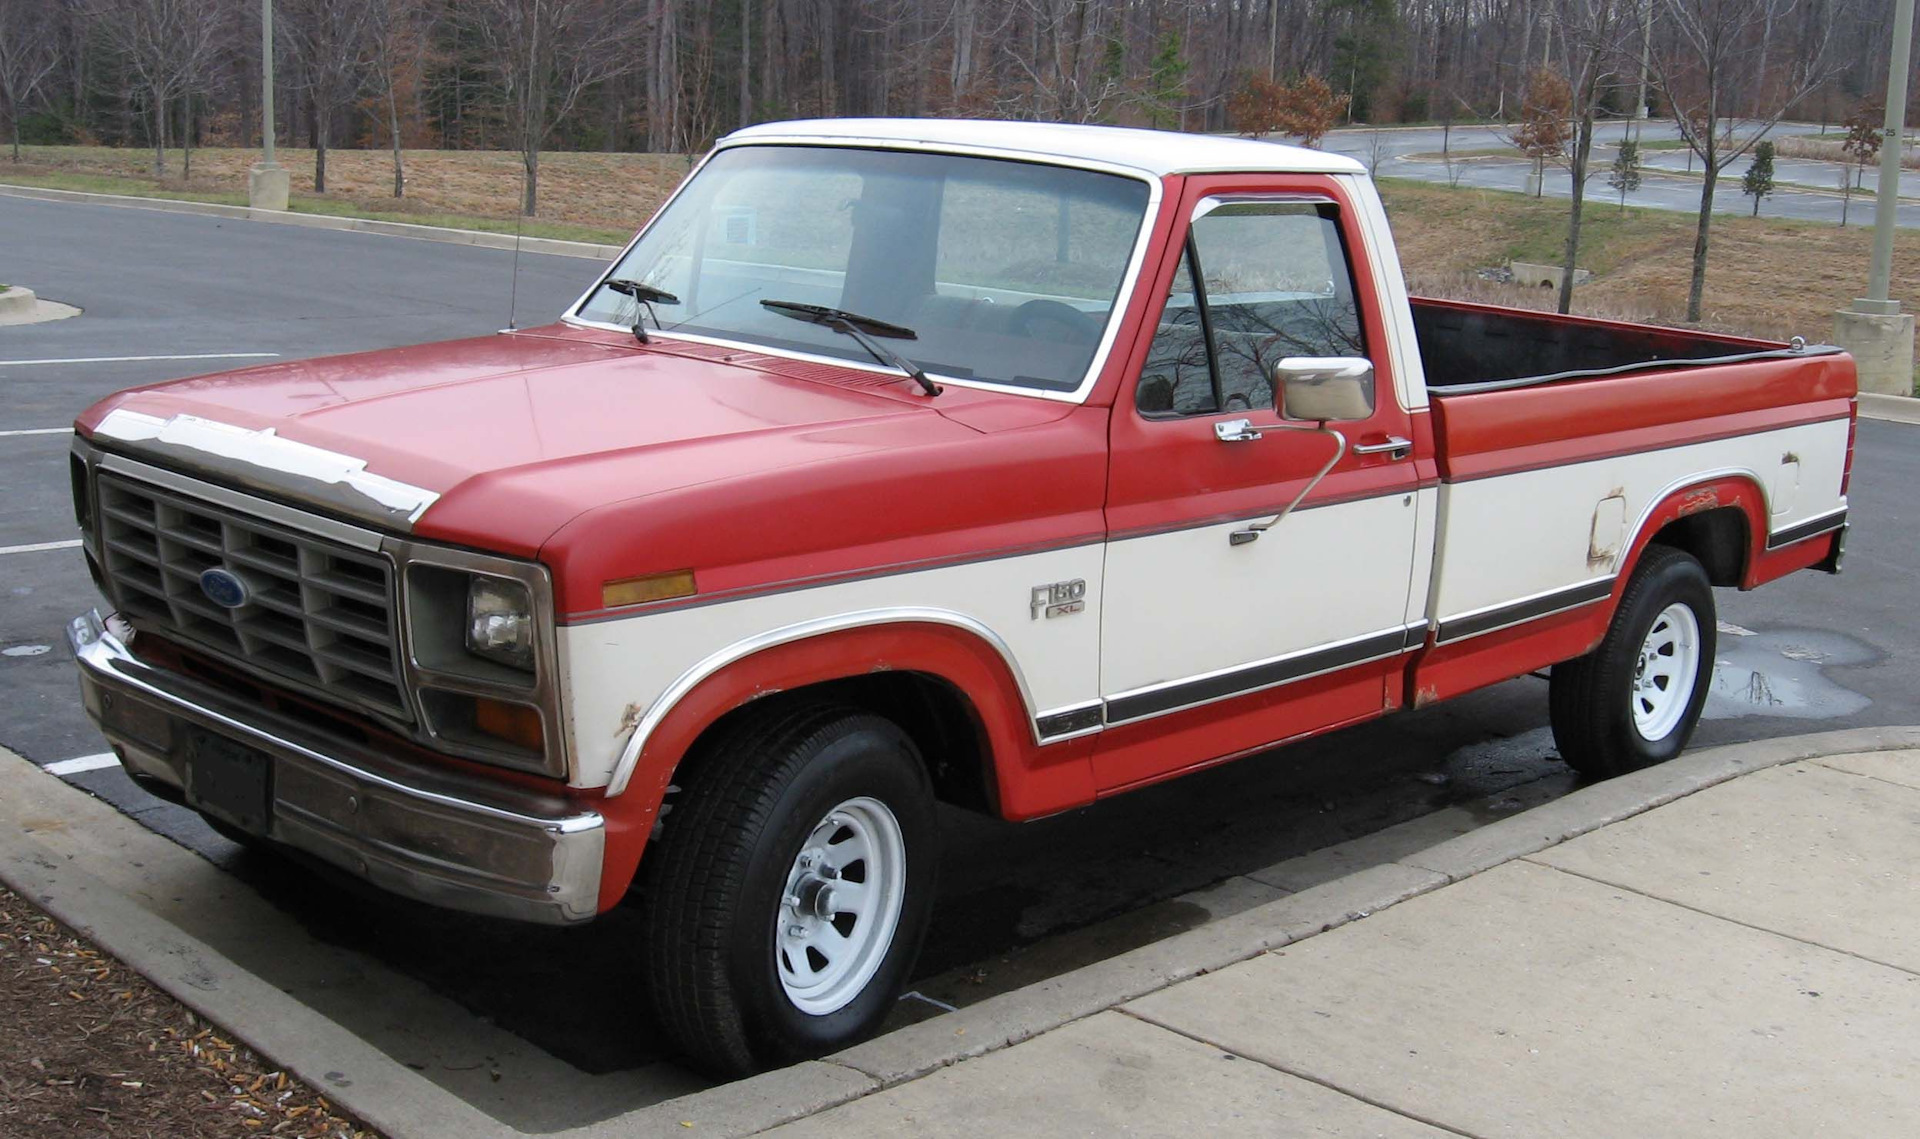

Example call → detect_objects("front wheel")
1550 545 1717 778
638 705 936 1078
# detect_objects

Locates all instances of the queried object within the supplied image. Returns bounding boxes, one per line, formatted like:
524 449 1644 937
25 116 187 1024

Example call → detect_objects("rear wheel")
639 705 936 1078
1550 545 1716 778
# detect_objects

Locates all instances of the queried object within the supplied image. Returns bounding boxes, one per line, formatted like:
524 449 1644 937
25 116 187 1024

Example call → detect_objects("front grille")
95 472 410 721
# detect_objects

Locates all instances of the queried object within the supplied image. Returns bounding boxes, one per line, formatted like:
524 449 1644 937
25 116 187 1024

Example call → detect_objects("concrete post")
248 0 289 211
1833 0 1915 395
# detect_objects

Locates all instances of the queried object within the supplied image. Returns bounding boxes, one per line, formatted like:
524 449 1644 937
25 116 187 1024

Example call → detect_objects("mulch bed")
0 884 382 1139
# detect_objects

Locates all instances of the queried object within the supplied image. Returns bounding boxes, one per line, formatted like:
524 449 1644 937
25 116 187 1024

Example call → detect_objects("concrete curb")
7 726 1918 1139
0 182 625 262
0 751 519 1139
1858 391 1920 424
0 285 37 316
787 725 1920 1125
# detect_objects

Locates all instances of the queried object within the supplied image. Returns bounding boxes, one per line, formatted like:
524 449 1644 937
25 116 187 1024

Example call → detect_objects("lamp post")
1863 0 1913 313
247 0 290 210
1833 0 1915 394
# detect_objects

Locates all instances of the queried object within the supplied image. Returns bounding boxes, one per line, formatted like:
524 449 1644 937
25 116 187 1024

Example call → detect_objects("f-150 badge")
1031 579 1087 620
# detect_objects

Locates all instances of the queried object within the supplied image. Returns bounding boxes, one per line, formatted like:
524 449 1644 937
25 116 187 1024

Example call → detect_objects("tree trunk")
315 106 329 194
152 94 165 177
388 80 404 197
183 97 193 180
738 0 751 125
1557 108 1594 315
523 144 538 216
1686 164 1716 322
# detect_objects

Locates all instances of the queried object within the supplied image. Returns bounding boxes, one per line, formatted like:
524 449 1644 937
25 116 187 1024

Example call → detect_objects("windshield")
573 145 1153 393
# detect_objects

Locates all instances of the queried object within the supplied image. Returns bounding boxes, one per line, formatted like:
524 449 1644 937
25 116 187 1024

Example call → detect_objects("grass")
1377 176 1920 341
0 144 676 245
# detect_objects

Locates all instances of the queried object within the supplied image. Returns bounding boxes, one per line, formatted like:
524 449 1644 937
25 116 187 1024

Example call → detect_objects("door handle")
1214 418 1263 443
1353 436 1413 459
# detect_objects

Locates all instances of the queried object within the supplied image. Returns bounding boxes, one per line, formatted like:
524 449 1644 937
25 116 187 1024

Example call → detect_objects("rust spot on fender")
1679 488 1720 516
1412 684 1440 709
617 702 643 736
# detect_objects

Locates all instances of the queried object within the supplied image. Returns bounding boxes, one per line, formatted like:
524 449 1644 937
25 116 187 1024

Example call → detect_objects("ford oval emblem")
198 567 251 609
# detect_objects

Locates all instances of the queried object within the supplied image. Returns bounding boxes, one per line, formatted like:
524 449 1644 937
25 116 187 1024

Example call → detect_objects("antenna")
502 176 526 334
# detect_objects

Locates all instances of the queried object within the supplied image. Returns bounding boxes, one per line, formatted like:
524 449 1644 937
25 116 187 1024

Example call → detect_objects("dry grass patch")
2 145 695 241
4 147 1914 344
1380 177 1920 340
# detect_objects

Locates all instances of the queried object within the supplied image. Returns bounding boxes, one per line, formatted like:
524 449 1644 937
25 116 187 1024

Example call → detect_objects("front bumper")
67 610 605 925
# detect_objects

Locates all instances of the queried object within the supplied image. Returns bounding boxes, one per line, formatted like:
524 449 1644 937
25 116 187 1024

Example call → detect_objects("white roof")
721 118 1364 178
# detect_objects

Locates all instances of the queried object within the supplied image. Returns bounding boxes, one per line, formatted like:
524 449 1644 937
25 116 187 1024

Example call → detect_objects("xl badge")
198 567 252 609
1030 579 1087 620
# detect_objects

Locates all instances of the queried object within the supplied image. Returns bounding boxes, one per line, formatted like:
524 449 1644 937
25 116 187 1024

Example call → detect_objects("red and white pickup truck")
66 119 1854 1075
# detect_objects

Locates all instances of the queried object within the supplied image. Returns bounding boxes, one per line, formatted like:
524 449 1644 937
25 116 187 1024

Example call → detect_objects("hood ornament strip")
93 409 440 529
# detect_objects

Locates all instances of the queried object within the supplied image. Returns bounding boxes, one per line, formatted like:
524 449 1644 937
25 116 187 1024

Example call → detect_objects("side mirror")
1273 357 1375 422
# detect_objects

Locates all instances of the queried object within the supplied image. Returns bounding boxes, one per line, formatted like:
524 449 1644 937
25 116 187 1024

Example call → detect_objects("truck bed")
1410 294 1855 708
1410 296 1806 394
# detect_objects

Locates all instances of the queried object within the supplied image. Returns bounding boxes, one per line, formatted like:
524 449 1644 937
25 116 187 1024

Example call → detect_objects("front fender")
587 614 1099 906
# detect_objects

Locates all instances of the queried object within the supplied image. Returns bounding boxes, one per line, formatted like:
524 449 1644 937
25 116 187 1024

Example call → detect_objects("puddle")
1703 629 1874 722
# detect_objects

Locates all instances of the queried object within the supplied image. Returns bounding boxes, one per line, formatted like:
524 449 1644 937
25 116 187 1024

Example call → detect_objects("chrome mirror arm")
1228 424 1348 546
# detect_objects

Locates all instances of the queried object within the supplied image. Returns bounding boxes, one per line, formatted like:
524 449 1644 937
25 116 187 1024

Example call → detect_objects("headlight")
467 575 535 670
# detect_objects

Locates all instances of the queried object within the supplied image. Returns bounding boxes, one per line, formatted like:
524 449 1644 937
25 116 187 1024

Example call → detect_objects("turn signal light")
474 698 544 752
602 569 697 609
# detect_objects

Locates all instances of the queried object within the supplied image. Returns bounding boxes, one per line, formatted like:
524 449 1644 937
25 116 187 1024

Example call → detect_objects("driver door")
1094 179 1422 790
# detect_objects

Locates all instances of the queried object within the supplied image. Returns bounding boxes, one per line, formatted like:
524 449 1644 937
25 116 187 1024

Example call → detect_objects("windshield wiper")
604 278 680 344
760 299 941 397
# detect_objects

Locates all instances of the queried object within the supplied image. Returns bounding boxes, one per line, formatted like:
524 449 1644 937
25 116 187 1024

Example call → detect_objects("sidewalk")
766 737 1920 1137
6 727 1918 1137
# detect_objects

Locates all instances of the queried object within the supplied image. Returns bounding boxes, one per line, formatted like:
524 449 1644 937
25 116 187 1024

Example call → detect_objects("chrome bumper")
67 610 605 925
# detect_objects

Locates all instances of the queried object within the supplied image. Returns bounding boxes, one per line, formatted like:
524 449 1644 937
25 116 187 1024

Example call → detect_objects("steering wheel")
1011 299 1101 345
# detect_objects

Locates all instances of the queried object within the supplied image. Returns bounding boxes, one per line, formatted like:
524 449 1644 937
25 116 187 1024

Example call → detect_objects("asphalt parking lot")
3 190 1916 1125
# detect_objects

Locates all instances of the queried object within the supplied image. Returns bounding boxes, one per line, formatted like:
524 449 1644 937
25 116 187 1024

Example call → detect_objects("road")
1319 120 1920 228
1 192 1913 1123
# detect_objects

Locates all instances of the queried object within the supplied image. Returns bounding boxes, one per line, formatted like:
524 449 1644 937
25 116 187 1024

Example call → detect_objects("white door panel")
1101 493 1418 695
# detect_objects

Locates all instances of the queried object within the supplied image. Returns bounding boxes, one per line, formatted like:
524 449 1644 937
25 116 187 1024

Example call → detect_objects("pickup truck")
65 118 1855 1076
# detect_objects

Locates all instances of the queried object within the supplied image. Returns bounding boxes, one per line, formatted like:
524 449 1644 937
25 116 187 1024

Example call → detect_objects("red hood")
76 324 1078 556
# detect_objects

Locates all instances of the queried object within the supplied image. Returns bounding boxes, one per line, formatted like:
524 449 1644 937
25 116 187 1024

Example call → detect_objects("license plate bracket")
184 730 273 836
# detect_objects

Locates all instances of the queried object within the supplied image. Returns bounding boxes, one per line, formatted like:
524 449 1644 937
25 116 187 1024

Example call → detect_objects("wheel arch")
603 606 1083 830
1617 470 1769 594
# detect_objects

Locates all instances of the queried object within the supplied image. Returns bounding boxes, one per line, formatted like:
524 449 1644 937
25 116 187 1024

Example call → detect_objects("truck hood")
77 325 1047 555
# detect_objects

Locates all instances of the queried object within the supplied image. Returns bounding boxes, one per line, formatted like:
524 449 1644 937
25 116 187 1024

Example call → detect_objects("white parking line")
0 539 82 555
0 427 70 437
45 752 120 777
0 352 279 367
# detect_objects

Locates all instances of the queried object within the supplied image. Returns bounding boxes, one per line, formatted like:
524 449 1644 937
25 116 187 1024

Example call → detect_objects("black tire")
1550 545 1717 779
638 704 937 1078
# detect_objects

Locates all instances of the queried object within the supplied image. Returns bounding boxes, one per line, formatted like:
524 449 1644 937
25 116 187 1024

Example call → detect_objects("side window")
1137 200 1366 417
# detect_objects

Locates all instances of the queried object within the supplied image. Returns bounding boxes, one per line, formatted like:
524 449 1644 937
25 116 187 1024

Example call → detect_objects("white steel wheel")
1630 602 1702 741
775 796 907 1016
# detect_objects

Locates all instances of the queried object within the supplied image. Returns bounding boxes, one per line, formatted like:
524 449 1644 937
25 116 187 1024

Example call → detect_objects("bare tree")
282 0 376 193
1652 0 1840 321
366 0 435 197
0 0 61 161
464 0 640 215
1552 0 1627 314
86 0 223 176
